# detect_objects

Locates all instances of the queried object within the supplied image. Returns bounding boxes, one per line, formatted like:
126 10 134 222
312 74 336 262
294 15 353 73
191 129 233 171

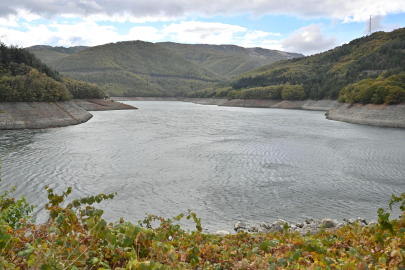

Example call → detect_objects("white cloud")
1 0 405 23
0 22 164 47
127 26 165 41
162 21 247 44
244 30 280 43
280 24 337 55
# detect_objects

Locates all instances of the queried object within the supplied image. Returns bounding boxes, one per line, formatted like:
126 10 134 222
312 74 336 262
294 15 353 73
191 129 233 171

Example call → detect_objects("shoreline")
214 216 379 236
0 99 137 130
326 103 405 129
183 98 338 111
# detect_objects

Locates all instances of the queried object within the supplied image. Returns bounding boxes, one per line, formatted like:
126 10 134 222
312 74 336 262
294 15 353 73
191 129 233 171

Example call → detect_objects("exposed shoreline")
110 97 339 111
0 99 137 130
183 98 338 111
326 103 405 129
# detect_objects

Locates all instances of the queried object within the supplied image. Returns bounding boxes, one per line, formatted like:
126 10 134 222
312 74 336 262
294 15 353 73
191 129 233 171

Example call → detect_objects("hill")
48 40 221 97
158 42 303 79
0 42 106 101
189 28 405 103
26 45 89 64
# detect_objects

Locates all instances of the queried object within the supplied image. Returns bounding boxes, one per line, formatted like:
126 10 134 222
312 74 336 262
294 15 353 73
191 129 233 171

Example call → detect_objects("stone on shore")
234 221 247 232
215 230 230 236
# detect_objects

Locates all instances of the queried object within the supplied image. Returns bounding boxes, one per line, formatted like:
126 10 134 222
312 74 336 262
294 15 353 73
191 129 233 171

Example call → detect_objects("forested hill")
0 42 106 102
189 28 405 103
158 42 303 79
49 40 222 97
26 45 89 64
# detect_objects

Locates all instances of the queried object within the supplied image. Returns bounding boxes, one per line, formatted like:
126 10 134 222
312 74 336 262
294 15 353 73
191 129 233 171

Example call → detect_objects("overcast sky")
0 0 404 55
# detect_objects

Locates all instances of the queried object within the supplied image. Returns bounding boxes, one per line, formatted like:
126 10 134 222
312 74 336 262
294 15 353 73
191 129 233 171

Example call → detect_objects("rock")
236 228 246 233
296 223 304 228
368 220 378 226
269 219 289 233
260 222 271 230
294 227 319 236
344 218 356 224
248 225 259 233
336 223 345 229
357 217 367 225
305 218 321 225
258 227 270 233
234 221 247 231
215 230 230 236
305 218 315 224
321 219 335 228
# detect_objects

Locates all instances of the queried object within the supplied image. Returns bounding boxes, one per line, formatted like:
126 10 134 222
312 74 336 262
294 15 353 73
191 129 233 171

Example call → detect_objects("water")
0 101 404 232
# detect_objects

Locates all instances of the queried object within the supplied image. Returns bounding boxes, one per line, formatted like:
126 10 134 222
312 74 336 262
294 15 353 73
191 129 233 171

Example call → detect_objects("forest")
189 28 405 105
0 42 107 102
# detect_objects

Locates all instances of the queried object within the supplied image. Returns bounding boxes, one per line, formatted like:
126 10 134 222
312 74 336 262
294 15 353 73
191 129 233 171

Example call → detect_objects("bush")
281 83 307 100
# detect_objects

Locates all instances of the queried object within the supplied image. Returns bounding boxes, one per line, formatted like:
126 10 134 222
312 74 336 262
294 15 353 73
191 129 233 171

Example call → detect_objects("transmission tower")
368 15 372 35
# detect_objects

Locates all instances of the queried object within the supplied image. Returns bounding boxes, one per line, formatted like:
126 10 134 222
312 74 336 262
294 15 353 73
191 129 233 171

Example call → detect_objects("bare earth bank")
326 103 405 128
0 100 137 130
184 98 339 111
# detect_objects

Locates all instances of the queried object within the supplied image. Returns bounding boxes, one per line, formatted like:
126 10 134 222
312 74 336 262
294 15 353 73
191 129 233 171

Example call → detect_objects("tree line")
0 42 107 102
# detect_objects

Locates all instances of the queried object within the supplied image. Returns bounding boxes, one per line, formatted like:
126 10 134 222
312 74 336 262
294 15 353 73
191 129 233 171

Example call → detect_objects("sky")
0 0 404 56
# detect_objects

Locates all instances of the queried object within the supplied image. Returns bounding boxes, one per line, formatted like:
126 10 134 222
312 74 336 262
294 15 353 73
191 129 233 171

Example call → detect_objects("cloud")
363 15 401 34
0 22 164 47
1 0 405 23
162 21 247 44
243 30 280 43
281 24 337 55
127 26 165 41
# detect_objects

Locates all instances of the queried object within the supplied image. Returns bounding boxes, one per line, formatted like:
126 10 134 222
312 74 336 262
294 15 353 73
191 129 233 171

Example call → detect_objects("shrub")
281 83 307 100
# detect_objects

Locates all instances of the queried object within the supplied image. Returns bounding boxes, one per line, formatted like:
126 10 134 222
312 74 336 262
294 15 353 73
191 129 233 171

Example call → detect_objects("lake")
0 101 404 232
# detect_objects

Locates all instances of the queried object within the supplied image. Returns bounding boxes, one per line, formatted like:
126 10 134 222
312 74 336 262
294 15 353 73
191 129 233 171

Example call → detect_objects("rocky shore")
215 217 378 236
326 103 405 128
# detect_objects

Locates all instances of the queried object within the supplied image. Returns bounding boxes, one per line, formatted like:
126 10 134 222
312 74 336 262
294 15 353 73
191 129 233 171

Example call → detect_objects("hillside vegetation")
0 42 106 101
26 45 89 64
48 41 221 97
28 42 303 97
189 28 405 104
158 42 303 79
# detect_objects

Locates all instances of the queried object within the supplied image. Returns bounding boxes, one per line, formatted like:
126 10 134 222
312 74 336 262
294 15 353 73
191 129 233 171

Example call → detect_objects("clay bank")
0 99 136 130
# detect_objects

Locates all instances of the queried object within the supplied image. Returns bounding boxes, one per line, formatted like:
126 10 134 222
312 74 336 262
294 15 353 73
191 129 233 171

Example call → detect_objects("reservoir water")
0 101 404 232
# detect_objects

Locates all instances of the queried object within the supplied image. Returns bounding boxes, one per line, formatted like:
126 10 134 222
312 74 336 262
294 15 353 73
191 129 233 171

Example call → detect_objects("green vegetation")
338 70 405 104
64 77 108 99
0 42 107 101
158 42 303 79
189 28 405 104
1 42 63 82
28 42 302 97
1 160 405 269
26 46 89 64
49 41 221 97
0 66 70 102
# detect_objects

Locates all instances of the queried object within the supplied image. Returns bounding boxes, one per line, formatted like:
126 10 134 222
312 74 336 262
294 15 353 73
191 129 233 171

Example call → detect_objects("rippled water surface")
1 101 404 231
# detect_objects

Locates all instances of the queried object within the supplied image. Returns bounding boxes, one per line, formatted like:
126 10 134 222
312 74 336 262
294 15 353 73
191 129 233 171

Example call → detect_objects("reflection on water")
1 101 404 232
